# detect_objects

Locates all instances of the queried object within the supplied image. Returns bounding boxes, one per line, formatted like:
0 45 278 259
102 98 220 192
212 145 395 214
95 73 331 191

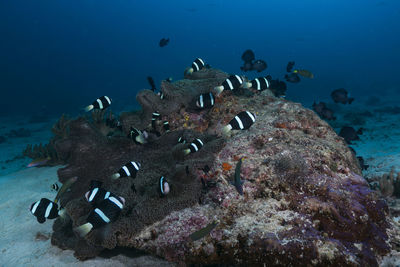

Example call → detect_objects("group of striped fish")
29 57 259 240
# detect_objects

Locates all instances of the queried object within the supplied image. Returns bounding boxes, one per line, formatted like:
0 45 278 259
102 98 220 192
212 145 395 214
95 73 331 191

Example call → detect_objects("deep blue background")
0 0 399 117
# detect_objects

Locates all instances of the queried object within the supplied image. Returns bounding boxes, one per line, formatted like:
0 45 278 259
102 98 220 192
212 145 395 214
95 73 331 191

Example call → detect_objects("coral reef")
48 68 393 265
368 167 400 198
22 114 73 166
23 143 58 163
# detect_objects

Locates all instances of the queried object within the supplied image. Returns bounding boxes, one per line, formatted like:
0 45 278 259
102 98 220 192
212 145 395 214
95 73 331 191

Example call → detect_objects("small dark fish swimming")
357 156 369 170
241 49 255 63
159 38 169 47
231 157 245 195
222 111 256 134
284 73 301 83
286 61 295 72
331 88 354 104
252 59 267 72
131 183 136 193
84 96 112 112
111 161 141 180
201 165 210 174
30 198 60 223
75 195 125 237
147 76 157 92
189 220 219 241
269 79 287 97
240 61 254 72
339 126 363 144
312 102 336 121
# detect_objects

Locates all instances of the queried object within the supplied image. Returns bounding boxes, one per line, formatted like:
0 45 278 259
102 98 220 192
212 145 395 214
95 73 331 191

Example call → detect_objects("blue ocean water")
1 0 399 117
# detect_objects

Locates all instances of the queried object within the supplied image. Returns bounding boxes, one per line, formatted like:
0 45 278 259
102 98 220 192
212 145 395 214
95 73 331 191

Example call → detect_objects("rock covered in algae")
51 68 392 266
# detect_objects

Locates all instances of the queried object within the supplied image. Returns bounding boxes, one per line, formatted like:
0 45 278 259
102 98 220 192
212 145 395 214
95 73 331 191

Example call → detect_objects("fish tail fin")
221 125 232 136
182 149 191 156
84 105 94 112
242 82 252 89
37 216 46 224
111 173 121 180
186 68 194 75
135 135 146 144
58 208 70 222
74 223 93 237
349 98 354 104
214 86 224 96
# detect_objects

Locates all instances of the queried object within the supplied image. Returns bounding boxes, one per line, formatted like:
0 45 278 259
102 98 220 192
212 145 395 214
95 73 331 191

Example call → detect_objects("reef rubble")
50 68 394 266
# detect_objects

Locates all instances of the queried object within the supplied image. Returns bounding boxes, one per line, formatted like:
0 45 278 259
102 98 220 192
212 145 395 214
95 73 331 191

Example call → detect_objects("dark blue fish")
159 38 169 47
231 158 245 195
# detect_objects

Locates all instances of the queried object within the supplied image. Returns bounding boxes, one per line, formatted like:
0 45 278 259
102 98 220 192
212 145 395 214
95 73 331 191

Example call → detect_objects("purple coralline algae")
49 67 395 266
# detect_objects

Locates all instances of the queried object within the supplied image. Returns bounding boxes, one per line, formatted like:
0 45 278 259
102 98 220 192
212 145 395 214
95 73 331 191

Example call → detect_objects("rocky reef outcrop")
50 68 393 266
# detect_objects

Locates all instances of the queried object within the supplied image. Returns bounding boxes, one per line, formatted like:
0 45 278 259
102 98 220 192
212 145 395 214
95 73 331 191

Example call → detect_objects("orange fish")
27 157 50 168
222 162 232 171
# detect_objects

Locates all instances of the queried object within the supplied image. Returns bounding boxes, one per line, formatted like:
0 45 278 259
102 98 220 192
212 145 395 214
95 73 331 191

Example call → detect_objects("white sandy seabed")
0 166 173 267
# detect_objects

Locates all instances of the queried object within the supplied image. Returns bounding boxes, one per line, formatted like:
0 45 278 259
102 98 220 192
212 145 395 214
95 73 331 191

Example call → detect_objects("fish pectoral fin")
37 216 46 224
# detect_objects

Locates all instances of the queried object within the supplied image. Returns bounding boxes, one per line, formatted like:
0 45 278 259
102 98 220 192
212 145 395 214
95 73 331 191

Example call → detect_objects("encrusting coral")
23 114 72 165
46 67 395 266
371 167 400 198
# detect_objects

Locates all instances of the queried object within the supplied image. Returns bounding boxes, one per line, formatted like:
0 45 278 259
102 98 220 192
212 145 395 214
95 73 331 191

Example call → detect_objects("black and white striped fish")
151 112 161 129
75 195 125 237
85 186 108 205
30 198 59 224
158 176 170 196
222 111 256 134
214 75 243 95
195 92 215 109
163 121 170 132
84 96 112 112
128 127 146 144
187 58 205 75
178 136 186 144
111 161 141 180
244 76 271 91
84 180 117 206
51 183 59 192
183 138 204 156
157 92 164 99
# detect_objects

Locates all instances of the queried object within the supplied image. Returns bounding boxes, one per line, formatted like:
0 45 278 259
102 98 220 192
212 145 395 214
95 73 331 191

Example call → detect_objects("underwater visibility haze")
0 0 400 266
